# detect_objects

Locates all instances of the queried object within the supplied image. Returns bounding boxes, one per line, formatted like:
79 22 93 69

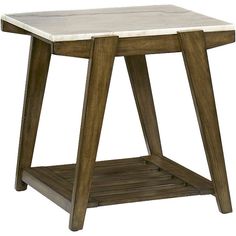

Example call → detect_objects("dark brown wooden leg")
15 37 51 191
178 31 232 213
69 36 118 231
125 55 162 155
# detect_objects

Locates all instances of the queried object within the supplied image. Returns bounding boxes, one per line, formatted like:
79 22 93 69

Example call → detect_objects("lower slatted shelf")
22 156 214 213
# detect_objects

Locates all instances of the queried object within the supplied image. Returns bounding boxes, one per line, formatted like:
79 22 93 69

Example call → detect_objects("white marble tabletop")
2 5 234 42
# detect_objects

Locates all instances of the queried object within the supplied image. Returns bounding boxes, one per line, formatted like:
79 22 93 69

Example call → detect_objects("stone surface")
2 5 234 42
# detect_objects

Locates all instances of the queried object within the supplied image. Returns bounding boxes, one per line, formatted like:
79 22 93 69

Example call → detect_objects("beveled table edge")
1 13 234 42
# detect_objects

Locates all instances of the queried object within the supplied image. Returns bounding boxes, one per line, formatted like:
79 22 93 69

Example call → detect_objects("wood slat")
92 170 170 183
94 185 200 207
146 155 214 194
22 156 213 212
51 162 160 177
90 178 184 197
93 163 158 175
90 177 182 193
47 158 170 188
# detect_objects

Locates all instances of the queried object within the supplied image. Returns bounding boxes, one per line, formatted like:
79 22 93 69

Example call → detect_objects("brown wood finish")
52 31 235 58
1 20 54 45
146 155 213 194
22 168 72 212
1 20 29 35
125 55 162 155
69 36 118 231
15 37 51 191
22 156 213 211
178 30 232 213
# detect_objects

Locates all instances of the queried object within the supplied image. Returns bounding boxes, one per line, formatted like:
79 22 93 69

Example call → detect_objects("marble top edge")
2 14 234 42
1 5 234 42
2 15 54 41
59 26 236 42
2 5 185 18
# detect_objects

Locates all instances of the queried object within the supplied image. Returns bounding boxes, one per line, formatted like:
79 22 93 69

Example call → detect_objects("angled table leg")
15 37 51 191
178 30 232 213
125 55 162 155
69 36 118 231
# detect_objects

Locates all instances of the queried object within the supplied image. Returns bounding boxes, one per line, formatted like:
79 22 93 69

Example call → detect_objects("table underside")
22 155 214 213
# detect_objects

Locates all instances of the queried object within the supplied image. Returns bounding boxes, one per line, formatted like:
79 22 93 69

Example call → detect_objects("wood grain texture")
125 55 162 155
1 20 29 35
22 156 213 213
178 30 232 213
22 168 72 212
146 155 214 194
69 36 118 231
15 37 51 191
1 20 54 45
52 31 235 58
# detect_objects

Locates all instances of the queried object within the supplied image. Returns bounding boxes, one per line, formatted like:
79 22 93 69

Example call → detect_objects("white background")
0 0 235 235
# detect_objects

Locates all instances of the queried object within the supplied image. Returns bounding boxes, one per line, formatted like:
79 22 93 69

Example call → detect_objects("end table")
1 5 234 231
